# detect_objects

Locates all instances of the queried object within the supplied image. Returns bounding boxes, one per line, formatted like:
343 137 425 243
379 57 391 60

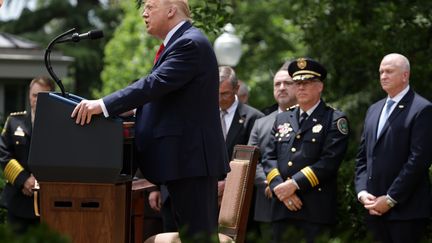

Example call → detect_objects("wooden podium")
39 182 131 243
28 93 136 243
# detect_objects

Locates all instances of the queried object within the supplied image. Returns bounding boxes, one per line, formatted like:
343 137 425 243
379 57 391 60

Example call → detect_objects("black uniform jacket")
0 111 37 218
262 100 349 224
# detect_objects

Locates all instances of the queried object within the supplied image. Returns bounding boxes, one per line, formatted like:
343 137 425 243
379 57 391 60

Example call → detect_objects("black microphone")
57 30 104 43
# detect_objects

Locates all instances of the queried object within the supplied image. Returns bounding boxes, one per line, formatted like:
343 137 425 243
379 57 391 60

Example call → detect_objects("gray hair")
219 66 238 87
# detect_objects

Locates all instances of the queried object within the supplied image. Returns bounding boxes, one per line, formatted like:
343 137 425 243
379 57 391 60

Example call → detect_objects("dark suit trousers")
166 176 219 241
366 218 428 243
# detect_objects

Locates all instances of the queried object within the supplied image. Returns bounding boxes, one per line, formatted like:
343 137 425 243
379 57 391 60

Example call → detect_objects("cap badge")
297 58 307 69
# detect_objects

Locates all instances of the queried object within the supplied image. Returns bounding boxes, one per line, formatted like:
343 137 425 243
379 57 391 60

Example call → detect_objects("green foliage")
0 0 123 98
94 1 158 97
0 223 71 243
228 0 307 110
97 0 230 96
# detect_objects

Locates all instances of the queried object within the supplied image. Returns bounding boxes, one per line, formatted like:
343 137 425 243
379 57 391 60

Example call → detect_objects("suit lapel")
289 108 300 132
153 21 192 67
298 101 326 135
226 103 246 148
376 89 414 142
371 99 386 141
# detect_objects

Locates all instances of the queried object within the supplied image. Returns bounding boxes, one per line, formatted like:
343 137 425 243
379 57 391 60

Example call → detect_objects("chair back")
218 145 259 243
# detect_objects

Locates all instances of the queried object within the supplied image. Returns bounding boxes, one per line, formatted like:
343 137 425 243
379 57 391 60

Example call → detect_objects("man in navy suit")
71 0 230 240
355 53 432 243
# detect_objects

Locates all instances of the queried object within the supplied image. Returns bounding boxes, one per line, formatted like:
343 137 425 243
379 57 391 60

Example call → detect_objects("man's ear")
167 6 177 18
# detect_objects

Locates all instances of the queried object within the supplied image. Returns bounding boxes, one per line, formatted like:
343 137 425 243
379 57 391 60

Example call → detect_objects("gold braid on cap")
4 159 24 184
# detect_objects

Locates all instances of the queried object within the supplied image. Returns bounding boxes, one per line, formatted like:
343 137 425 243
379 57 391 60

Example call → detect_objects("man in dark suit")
218 66 264 160
0 76 55 233
355 53 432 243
262 58 349 243
71 0 230 240
248 61 297 238
218 65 264 236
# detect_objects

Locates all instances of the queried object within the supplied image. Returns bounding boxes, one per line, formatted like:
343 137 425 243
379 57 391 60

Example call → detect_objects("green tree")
0 0 123 98
228 0 306 110
98 0 231 96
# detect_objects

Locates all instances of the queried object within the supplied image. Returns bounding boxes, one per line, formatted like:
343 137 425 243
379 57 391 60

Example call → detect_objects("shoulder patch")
10 111 26 116
337 118 349 135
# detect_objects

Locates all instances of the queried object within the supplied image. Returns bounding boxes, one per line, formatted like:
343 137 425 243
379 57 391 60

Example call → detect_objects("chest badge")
312 124 323 133
276 123 292 138
14 126 25 137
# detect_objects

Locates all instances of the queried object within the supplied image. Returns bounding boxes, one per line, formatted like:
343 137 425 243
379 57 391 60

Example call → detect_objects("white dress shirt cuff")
98 99 109 118
386 194 397 204
291 179 300 190
357 190 368 201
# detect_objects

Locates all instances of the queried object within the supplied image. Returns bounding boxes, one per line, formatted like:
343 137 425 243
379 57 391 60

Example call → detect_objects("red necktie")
154 43 165 64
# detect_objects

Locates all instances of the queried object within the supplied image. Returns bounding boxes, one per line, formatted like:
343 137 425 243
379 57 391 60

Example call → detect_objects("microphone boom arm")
44 28 76 97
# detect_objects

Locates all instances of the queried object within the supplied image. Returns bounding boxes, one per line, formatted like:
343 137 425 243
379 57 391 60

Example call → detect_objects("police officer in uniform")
262 58 349 243
0 76 55 233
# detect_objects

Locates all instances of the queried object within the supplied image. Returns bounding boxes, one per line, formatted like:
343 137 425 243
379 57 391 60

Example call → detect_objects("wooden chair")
144 145 259 243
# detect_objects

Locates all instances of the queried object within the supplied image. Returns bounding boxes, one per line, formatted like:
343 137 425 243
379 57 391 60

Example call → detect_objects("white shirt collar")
223 95 239 115
387 85 410 104
163 21 186 46
300 100 321 116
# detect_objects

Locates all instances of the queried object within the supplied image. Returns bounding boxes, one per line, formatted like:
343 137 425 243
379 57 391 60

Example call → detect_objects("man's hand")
283 193 303 211
364 195 391 216
359 192 377 206
22 174 36 197
71 100 103 125
274 179 297 202
148 191 162 212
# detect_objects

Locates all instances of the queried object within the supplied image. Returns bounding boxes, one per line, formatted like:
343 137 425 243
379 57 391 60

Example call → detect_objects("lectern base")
39 182 131 243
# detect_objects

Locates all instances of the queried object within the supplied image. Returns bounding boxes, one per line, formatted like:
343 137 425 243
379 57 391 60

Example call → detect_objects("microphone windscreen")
89 30 104 40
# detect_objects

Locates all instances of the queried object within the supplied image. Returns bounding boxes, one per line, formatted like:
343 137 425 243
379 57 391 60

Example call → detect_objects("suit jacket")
226 102 264 160
0 111 37 218
262 101 349 224
248 110 278 222
103 22 230 184
355 89 432 220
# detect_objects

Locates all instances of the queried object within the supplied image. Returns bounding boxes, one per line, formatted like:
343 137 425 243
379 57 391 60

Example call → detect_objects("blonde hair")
166 0 191 21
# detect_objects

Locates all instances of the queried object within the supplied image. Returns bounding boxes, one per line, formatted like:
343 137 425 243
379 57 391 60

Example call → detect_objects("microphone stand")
44 28 76 97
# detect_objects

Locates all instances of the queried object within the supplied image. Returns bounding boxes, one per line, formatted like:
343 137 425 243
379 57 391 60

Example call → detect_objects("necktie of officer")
154 43 165 64
220 110 228 140
377 99 396 137
299 112 308 127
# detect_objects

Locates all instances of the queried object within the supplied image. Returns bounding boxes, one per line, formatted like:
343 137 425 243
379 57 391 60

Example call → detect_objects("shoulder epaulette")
9 111 27 116
286 104 299 111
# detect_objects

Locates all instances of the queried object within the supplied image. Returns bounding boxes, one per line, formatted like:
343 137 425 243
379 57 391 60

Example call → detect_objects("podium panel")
28 92 124 183
39 182 131 243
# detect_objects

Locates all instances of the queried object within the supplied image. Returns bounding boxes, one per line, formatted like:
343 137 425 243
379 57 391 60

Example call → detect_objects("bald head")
382 53 410 72
379 53 410 97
